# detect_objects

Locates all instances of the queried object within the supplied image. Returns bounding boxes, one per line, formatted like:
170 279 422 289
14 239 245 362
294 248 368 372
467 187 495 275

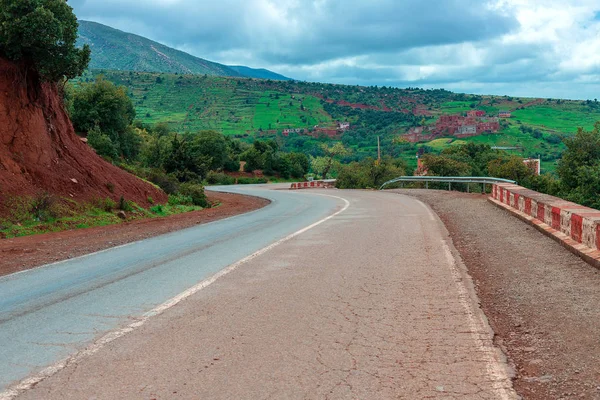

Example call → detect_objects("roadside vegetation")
0 191 209 239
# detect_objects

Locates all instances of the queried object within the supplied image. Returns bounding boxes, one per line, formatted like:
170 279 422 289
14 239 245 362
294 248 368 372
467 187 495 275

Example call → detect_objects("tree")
87 125 118 160
421 154 471 177
319 143 350 179
164 134 211 182
0 0 90 81
557 122 600 208
487 156 535 184
337 158 406 189
71 78 137 157
192 130 228 171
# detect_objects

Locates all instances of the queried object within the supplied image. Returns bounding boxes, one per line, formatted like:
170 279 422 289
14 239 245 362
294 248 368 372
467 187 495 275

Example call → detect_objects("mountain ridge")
77 20 290 80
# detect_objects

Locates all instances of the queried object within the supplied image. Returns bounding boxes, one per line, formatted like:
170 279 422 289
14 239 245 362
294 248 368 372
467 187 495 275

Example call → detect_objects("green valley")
79 69 600 173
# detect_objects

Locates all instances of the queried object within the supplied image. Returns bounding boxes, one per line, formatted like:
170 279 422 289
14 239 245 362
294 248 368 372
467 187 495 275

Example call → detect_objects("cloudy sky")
70 0 600 100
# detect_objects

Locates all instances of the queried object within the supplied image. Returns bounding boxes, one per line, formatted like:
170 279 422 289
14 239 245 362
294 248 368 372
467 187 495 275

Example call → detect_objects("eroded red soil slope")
0 58 166 216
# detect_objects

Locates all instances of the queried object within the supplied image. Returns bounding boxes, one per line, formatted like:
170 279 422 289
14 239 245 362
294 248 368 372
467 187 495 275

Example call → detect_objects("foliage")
71 78 139 159
317 142 350 179
144 169 180 194
337 158 406 189
556 122 600 208
118 196 133 212
164 134 211 182
206 171 236 185
193 130 229 171
421 154 471 177
87 125 118 160
0 0 90 81
178 183 209 207
487 156 535 184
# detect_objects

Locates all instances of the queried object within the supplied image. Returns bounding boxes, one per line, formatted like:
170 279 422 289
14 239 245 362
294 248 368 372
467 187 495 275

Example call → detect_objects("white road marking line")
415 199 436 221
441 241 517 400
0 195 350 400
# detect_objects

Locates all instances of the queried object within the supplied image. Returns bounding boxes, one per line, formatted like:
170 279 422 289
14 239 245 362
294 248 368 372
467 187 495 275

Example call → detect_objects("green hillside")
228 66 291 81
77 21 289 80
78 70 600 173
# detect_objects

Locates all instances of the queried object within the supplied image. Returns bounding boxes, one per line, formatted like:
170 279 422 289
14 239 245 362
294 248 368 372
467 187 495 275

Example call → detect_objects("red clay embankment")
0 58 166 217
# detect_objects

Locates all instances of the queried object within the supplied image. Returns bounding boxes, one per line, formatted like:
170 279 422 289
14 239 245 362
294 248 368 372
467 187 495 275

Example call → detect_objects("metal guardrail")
379 176 517 191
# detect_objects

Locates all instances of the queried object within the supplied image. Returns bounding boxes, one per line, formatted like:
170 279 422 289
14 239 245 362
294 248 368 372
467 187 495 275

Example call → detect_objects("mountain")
77 21 290 80
228 66 291 81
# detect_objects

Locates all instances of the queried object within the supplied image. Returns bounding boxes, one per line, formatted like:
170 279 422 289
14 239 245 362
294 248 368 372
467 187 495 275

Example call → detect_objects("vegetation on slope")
77 21 290 80
79 69 600 173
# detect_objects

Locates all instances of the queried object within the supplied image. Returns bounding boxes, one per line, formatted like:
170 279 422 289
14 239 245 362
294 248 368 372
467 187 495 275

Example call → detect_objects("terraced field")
78 70 600 173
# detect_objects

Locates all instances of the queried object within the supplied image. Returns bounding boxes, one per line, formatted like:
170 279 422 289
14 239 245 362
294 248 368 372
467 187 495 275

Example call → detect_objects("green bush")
118 196 133 212
206 171 235 185
146 170 180 194
179 183 209 207
168 194 194 206
150 204 164 214
93 198 117 213
237 177 268 185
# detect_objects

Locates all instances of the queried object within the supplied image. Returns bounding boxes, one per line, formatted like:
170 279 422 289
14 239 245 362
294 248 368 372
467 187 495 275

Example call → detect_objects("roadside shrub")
146 170 180 194
237 177 268 185
150 205 164 214
118 196 133 212
206 171 235 185
30 192 58 222
179 183 209 207
168 194 194 206
224 158 241 172
93 198 117 212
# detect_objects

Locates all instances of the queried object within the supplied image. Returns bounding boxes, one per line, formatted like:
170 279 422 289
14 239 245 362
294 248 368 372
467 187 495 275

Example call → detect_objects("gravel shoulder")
392 189 600 400
0 191 269 277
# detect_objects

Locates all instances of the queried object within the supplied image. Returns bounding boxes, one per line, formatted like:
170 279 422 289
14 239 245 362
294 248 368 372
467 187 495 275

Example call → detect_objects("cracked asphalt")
14 190 517 399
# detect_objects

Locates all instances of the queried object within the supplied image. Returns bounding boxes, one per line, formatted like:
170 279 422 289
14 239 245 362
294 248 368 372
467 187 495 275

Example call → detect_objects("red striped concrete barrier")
490 183 600 268
290 181 334 190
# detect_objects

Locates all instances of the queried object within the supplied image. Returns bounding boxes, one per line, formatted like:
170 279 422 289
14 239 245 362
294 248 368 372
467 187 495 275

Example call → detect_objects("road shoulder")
398 189 600 400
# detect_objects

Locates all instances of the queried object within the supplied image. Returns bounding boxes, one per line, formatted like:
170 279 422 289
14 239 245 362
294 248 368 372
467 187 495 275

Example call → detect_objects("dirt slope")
0 58 166 216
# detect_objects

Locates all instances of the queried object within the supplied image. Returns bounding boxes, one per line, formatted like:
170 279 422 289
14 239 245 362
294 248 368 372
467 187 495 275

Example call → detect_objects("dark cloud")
70 0 600 99
71 0 516 64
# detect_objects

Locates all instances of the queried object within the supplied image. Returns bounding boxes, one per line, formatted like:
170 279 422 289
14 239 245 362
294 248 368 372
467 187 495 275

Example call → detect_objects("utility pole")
377 136 381 165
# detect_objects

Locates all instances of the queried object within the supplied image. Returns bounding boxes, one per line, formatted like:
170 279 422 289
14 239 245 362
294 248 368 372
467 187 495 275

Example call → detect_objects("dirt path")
0 191 269 278
395 189 600 400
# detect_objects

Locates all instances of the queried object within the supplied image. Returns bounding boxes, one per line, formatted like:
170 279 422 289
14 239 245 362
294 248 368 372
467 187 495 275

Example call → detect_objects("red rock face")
0 58 167 216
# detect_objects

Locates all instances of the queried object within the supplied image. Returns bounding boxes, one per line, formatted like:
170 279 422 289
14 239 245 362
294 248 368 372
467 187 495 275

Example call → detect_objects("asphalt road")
0 185 343 397
2 187 517 399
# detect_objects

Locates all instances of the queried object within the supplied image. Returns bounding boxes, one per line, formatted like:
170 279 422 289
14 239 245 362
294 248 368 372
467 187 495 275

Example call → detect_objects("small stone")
436 386 444 392
117 211 127 220
70 178 78 184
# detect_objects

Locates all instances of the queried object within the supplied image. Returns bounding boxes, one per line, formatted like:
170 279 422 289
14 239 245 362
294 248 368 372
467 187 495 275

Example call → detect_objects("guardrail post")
426 182 428 189
448 182 451 191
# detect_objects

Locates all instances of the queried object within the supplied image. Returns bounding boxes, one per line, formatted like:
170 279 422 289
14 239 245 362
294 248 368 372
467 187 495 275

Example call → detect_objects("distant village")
402 110 511 143
259 121 350 138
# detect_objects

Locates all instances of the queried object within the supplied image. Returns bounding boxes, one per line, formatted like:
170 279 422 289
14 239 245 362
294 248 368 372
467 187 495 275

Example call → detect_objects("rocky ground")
0 191 269 277
393 189 600 400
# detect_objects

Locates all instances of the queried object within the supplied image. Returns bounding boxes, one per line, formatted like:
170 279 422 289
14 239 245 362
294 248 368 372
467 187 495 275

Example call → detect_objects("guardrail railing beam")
379 176 517 191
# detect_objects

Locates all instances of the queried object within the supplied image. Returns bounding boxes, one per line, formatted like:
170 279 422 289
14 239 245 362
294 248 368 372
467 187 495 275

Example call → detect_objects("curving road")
0 186 344 395
1 186 518 399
